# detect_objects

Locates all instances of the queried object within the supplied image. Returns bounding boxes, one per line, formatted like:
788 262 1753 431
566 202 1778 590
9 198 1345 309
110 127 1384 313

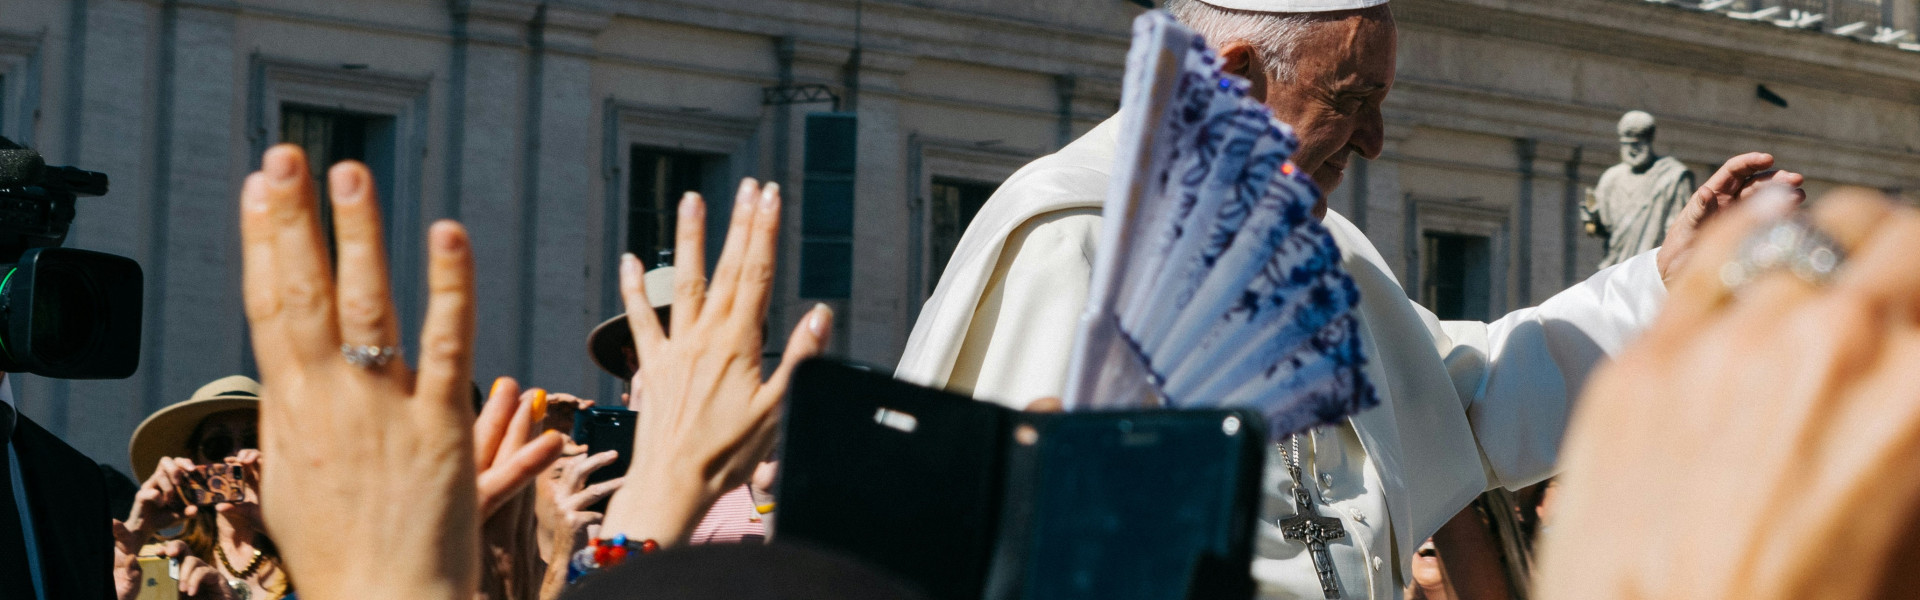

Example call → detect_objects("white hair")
1161 0 1351 82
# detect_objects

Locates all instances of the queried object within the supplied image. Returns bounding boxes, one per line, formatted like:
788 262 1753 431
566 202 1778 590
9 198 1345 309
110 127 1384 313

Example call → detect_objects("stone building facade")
1 0 1917 470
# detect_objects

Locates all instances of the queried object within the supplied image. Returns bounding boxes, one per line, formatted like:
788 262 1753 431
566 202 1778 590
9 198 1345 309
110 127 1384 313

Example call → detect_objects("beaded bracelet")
567 534 660 583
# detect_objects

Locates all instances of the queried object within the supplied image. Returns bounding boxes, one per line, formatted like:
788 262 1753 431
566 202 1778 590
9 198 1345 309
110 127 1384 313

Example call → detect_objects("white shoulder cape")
897 115 1668 579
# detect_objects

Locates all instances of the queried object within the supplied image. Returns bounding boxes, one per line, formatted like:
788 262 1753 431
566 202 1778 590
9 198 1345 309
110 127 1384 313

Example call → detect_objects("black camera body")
0 136 142 379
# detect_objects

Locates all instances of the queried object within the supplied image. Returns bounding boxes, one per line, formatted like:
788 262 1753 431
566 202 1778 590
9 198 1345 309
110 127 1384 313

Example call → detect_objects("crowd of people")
45 0 1920 599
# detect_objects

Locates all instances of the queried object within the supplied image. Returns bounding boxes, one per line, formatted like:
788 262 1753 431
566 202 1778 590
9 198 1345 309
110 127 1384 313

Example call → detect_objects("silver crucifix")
1279 436 1347 599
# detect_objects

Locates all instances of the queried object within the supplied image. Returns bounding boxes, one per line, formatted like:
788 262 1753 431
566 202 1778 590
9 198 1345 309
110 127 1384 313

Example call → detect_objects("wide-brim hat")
129 375 261 481
588 265 676 380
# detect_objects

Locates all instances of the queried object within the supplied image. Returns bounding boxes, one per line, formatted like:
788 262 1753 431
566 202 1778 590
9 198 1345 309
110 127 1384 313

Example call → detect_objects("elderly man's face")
1226 9 1396 217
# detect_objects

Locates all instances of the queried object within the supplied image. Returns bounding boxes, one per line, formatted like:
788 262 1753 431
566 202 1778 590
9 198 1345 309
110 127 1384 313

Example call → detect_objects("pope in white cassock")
894 0 1804 598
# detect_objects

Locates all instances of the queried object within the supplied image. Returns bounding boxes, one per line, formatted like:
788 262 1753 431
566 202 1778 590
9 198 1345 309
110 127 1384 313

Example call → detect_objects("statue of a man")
1583 111 1694 269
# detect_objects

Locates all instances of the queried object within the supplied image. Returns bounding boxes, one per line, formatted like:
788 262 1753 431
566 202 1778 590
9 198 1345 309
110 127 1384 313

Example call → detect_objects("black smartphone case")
777 359 1262 600
573 406 637 513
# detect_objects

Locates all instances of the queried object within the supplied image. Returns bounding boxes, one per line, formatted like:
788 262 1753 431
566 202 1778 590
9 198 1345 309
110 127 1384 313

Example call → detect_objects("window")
801 112 857 299
627 148 717 266
280 105 397 255
926 177 997 295
1422 232 1492 321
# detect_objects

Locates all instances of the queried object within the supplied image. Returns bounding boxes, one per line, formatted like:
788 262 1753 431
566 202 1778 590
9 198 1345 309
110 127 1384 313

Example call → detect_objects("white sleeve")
1438 248 1666 489
946 210 1103 409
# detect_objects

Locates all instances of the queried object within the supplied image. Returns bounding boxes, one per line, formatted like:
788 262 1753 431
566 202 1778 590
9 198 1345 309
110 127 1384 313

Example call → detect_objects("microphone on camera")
0 148 45 188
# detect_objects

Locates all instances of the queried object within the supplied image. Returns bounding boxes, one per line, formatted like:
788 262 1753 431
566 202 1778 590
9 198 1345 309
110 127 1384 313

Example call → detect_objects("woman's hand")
598 179 832 546
550 450 624 553
241 145 480 600
123 456 194 539
158 541 232 600
1539 189 1920 599
475 378 566 519
537 450 623 600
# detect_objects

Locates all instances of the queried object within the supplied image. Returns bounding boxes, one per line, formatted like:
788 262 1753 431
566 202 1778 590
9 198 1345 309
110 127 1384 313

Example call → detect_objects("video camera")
0 136 142 379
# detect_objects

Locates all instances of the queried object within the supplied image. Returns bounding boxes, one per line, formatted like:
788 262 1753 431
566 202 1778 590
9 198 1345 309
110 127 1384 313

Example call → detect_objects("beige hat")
1197 0 1388 11
128 375 261 481
588 265 676 380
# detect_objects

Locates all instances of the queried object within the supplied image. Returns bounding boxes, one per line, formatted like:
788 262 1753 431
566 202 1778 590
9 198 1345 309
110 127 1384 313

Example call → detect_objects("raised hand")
597 179 832 546
475 377 566 519
1656 152 1806 282
241 144 480 600
1541 189 1920 599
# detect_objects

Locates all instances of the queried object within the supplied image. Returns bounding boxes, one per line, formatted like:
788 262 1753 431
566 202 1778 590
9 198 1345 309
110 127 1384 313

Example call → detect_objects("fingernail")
682 193 701 218
621 253 641 280
807 303 831 337
333 167 364 199
266 147 301 182
761 182 781 210
530 389 548 419
491 377 509 399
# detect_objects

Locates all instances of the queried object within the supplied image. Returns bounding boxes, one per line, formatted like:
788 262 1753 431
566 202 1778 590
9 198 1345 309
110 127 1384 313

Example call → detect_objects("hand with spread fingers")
539 450 624 600
475 377 567 519
597 179 834 547
240 144 480 600
1540 189 1920 599
1655 152 1807 283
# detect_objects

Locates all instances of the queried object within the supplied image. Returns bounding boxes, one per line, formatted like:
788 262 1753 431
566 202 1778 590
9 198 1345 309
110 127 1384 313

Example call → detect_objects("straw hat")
128 375 261 481
588 264 676 380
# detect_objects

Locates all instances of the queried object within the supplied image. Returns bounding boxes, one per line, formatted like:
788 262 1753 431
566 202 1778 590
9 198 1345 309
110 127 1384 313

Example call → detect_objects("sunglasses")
196 431 259 460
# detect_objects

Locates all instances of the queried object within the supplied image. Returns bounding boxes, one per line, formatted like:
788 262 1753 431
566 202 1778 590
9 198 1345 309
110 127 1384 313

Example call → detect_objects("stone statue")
1582 111 1694 269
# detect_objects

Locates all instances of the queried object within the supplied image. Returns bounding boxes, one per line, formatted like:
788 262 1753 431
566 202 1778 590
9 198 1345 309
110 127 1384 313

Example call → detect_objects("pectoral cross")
1279 436 1347 599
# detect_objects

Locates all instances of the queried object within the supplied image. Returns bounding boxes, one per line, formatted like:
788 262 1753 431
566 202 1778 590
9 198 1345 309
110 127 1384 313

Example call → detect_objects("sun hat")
588 264 676 380
128 375 261 481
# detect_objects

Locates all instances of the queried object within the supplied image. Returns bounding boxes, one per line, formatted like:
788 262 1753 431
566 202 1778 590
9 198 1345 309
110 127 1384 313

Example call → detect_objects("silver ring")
1719 216 1845 293
341 344 402 368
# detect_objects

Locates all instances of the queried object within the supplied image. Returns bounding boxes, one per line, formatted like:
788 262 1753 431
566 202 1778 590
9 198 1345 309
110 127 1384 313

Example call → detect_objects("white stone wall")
0 0 1915 471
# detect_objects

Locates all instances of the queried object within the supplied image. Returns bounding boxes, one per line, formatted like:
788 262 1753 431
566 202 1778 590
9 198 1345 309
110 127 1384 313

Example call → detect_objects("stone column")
30 0 161 466
446 0 536 381
1366 129 1410 288
1894 0 1918 32
524 5 609 395
1528 140 1582 302
845 48 915 366
150 0 245 442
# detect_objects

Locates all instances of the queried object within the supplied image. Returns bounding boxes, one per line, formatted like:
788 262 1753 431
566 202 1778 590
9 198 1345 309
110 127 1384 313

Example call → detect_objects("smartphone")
134 556 179 600
176 463 248 507
571 406 636 512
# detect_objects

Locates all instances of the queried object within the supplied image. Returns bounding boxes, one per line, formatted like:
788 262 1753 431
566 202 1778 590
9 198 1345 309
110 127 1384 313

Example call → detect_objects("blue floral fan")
1063 11 1378 440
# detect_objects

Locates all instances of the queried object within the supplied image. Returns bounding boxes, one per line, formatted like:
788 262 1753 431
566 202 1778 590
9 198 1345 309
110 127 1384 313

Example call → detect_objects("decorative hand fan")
1062 11 1378 440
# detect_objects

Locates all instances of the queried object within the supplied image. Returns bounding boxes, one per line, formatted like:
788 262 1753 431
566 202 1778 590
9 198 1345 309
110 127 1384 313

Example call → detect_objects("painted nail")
807 303 831 337
529 389 548 420
491 377 509 399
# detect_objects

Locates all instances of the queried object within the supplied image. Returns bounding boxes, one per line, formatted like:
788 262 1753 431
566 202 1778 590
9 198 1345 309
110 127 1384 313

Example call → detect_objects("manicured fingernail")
682 192 701 218
761 182 781 210
530 389 548 419
266 147 301 182
491 377 509 399
621 253 641 280
807 303 831 336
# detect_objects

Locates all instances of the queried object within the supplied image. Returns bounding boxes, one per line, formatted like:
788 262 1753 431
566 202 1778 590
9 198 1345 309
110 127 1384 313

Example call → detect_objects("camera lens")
29 264 98 364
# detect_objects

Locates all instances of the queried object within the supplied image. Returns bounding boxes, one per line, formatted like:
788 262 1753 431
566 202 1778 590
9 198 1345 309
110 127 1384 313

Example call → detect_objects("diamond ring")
1718 216 1845 293
341 344 402 368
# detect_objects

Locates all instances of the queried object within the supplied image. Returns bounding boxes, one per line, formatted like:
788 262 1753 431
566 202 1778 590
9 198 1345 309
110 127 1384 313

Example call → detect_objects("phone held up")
571 405 637 512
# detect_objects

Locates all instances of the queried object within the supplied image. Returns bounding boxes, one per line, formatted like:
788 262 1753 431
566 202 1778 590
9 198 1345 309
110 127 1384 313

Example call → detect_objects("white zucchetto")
1196 0 1388 12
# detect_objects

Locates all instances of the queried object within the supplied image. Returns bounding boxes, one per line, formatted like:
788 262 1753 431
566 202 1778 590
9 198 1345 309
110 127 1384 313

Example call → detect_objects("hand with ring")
1539 188 1920 599
240 145 482 600
1656 153 1807 284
